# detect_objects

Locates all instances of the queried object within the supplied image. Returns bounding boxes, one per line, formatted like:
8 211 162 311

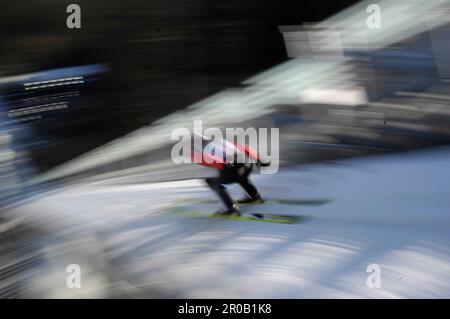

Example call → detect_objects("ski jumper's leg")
205 175 235 210
236 164 260 199
237 177 259 199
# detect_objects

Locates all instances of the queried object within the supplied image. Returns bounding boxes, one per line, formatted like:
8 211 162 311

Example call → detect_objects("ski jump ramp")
6 146 450 298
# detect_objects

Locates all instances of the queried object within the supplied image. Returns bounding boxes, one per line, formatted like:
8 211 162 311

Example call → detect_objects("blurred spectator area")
4 0 450 178
0 0 299 171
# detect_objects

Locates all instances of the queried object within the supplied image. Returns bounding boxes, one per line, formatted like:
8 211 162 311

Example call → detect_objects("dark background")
0 0 359 169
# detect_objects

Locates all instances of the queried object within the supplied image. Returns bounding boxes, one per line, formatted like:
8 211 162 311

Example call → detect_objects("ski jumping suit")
191 135 263 211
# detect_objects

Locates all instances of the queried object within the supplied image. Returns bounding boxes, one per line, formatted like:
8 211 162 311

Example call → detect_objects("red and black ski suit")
191 138 262 210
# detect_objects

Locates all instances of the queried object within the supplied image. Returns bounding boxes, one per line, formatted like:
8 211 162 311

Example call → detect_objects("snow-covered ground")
5 146 450 298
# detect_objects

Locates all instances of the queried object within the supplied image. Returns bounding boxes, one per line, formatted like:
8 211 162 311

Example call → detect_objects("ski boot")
214 204 240 216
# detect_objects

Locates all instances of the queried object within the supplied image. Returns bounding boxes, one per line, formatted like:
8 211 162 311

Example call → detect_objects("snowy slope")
6 146 450 298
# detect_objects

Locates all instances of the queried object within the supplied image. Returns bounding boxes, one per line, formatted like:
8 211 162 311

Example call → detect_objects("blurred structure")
1 0 289 169
22 0 450 186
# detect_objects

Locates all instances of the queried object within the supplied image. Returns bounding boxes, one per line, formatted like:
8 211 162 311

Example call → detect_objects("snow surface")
7 146 450 298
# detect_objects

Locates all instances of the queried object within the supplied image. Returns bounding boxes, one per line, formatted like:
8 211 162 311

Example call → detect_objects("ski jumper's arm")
233 142 260 162
191 150 225 170
233 142 271 167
